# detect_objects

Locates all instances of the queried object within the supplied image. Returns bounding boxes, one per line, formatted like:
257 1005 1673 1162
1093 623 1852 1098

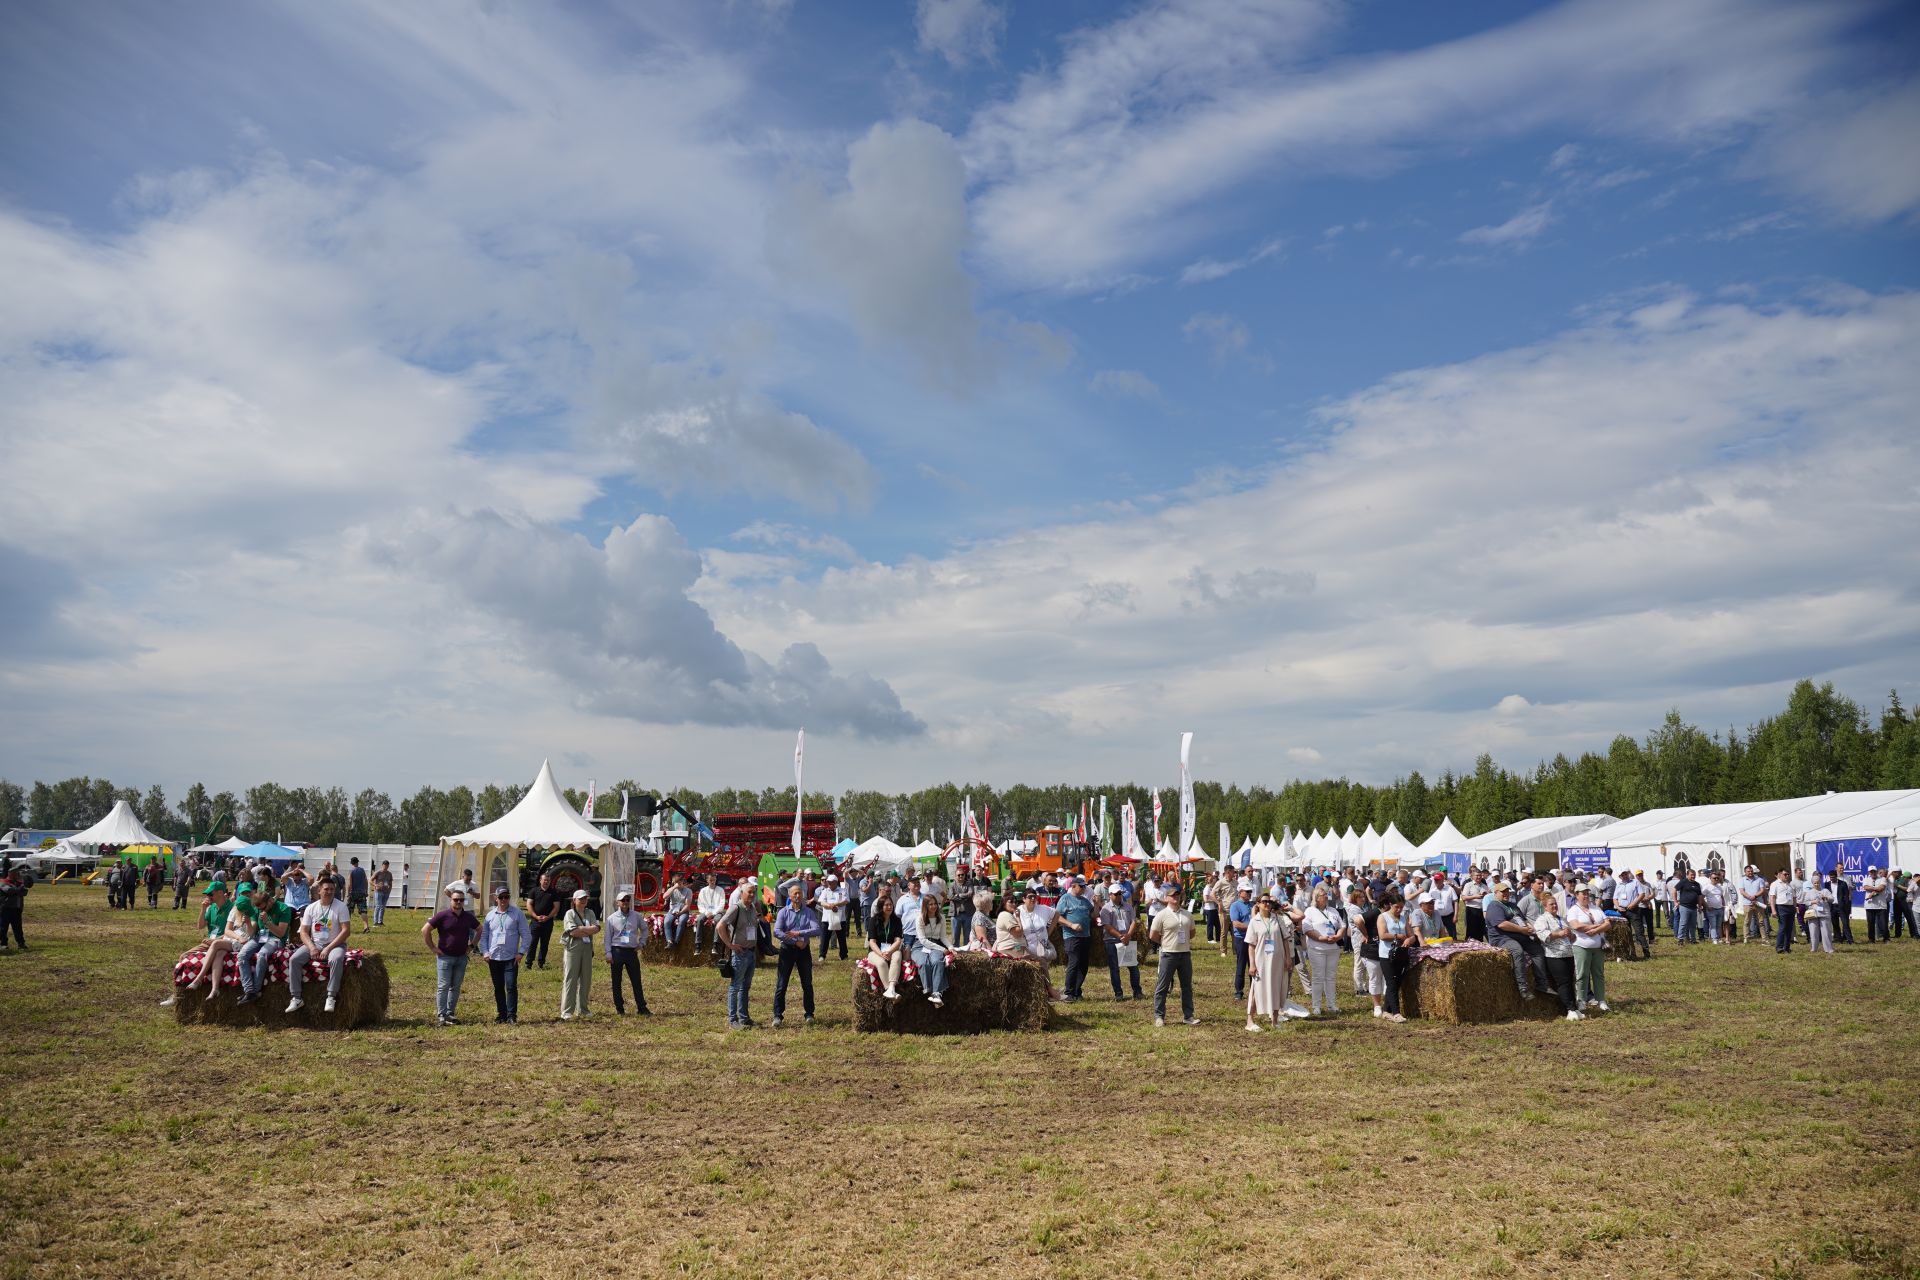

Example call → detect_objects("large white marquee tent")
68 800 177 852
1468 813 1616 873
1559 789 1920 902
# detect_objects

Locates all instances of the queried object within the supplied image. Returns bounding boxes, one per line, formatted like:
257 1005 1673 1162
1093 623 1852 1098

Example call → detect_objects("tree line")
4 680 1916 851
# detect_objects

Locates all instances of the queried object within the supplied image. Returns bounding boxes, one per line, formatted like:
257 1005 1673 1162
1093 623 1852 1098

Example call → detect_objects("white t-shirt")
1430 884 1459 913
302 900 349 949
1768 879 1797 907
1566 904 1609 948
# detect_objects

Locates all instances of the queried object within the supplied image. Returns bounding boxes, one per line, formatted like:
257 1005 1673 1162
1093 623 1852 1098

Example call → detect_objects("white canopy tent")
439 760 636 915
1381 822 1418 863
1339 826 1361 864
1249 836 1285 869
1415 816 1473 870
1358 824 1384 866
188 834 250 856
1468 813 1616 873
847 835 909 870
1795 792 1920 905
68 800 177 853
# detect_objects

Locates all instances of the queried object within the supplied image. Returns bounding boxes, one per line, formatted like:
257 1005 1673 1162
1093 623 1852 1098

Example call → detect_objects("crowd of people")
38 844 1920 1029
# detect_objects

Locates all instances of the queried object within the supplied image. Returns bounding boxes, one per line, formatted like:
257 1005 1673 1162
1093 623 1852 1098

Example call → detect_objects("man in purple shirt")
771 883 822 1028
423 887 479 1026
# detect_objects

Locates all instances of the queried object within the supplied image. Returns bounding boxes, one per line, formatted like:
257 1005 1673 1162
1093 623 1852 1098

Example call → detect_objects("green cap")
204 880 228 896
234 881 256 896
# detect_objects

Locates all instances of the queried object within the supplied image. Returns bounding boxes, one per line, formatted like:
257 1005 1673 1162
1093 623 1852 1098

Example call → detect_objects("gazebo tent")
847 836 908 870
68 800 177 853
234 841 309 872
1381 822 1418 864
439 761 636 915
1339 826 1362 864
1468 814 1616 875
188 834 251 856
1358 824 1384 865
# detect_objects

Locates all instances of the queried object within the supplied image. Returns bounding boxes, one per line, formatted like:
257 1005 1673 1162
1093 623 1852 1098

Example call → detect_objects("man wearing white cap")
603 888 651 1017
560 888 600 1020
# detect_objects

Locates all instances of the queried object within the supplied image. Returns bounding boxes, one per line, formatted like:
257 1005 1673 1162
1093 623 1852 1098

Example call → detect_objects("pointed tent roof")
1340 826 1362 863
443 760 617 850
848 836 907 869
1359 824 1384 863
1381 822 1419 860
69 800 175 851
1417 816 1473 857
188 834 251 855
1250 837 1285 868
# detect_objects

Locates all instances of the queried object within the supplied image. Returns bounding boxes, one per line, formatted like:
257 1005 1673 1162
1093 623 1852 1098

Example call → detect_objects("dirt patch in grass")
2 886 1917 1280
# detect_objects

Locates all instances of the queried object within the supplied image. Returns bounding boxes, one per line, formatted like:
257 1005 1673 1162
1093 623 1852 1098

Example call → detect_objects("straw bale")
852 951 1053 1035
172 955 390 1030
1401 949 1559 1025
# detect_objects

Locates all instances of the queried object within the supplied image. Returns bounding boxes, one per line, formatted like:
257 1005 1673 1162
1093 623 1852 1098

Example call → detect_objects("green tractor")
517 846 600 904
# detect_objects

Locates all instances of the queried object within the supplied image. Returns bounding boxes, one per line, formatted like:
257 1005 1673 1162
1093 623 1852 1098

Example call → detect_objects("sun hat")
572 888 590 900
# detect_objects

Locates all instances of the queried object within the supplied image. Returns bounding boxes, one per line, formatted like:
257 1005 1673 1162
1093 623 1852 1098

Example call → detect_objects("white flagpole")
792 730 805 858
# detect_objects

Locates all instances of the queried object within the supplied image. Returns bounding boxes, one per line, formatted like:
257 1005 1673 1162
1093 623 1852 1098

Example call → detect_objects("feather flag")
582 779 597 820
1178 732 1196 858
1152 790 1163 846
791 729 805 857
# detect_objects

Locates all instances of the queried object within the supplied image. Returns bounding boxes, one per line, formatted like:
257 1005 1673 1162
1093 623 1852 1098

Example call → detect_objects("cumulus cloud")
1089 369 1163 400
380 511 924 738
917 0 1007 67
1183 312 1270 371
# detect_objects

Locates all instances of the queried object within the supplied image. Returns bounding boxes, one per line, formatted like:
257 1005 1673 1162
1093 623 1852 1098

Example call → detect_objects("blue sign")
1562 847 1609 873
1444 852 1470 877
1814 837 1887 908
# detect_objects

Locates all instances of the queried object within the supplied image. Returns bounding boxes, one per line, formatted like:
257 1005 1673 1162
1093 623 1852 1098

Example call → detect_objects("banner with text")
1814 837 1888 908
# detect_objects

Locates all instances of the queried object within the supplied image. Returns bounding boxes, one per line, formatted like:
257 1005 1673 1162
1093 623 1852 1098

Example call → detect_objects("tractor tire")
543 854 599 904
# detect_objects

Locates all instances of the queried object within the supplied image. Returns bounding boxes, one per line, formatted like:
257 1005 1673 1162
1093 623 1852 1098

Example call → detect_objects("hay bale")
172 955 390 1030
1605 917 1642 960
640 924 712 969
852 951 1053 1035
1401 949 1559 1025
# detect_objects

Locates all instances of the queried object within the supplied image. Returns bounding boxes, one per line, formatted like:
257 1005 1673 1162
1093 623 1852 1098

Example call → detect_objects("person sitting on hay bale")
237 882 295 1005
911 895 954 1007
866 893 906 999
288 875 353 1014
161 880 243 1008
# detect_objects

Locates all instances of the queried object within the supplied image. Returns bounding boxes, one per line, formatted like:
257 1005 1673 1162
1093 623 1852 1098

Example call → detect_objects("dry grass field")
2 884 1916 1280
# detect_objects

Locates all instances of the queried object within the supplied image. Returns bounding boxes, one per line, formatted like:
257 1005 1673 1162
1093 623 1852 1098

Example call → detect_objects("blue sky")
2 0 1917 799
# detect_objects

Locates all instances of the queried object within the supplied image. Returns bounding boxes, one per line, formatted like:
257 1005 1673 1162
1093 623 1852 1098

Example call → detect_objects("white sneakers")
1371 1007 1383 1018
1565 1010 1585 1021
928 993 943 1007
285 997 304 1013
1154 1016 1165 1027
882 987 899 1001
324 997 336 1013
1244 1022 1264 1033
1596 1000 1610 1012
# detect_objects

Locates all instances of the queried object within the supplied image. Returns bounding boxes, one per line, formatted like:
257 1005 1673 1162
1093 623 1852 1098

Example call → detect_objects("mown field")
1 884 1916 1280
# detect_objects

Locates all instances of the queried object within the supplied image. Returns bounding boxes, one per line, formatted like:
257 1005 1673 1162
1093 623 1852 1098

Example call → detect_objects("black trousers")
819 921 848 959
608 946 648 1013
1203 907 1220 942
1231 934 1249 996
1833 901 1854 943
486 957 519 1021
1062 936 1092 999
1440 911 1457 940
1866 908 1889 942
1542 955 1577 1013
773 945 814 1019
1464 908 1485 941
0 907 21 947
1380 946 1409 1015
529 918 555 966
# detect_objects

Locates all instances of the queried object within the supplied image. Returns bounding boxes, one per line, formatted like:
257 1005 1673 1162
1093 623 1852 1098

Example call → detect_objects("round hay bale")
172 955 390 1030
1401 949 1559 1025
852 951 1053 1035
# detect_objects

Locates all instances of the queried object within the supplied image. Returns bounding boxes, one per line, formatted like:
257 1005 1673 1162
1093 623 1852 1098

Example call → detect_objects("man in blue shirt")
602 888 652 1017
898 879 923 948
477 886 531 1024
1056 877 1096 1001
1229 884 1254 999
772 884 822 1027
283 865 312 913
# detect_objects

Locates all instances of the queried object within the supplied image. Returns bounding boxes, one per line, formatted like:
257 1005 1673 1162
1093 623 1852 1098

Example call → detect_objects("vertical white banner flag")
1178 732 1195 857
792 729 805 857
1152 790 1163 847
1219 821 1231 862
582 779 597 820
1122 800 1139 858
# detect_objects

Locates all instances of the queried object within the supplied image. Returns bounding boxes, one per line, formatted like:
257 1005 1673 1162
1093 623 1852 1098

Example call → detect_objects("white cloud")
1180 234 1287 283
964 0 1882 288
1460 201 1555 247
1183 312 1270 371
917 0 1007 67
697 289 1920 781
1753 80 1920 222
1089 369 1163 400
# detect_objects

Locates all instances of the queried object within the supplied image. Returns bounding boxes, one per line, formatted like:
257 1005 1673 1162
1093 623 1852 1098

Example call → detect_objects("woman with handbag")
1301 885 1346 1017
1375 894 1411 1023
866 895 906 998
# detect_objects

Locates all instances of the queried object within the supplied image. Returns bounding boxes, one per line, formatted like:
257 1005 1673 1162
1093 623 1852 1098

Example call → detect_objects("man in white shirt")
693 874 727 955
1613 873 1650 959
1738 867 1770 944
287 876 351 1014
1461 871 1489 941
1768 870 1798 953
1429 873 1460 939
1700 871 1727 944
816 875 849 960
1863 868 1892 943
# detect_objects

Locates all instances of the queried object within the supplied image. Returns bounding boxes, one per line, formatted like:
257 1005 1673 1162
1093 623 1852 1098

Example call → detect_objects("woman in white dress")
1243 894 1289 1032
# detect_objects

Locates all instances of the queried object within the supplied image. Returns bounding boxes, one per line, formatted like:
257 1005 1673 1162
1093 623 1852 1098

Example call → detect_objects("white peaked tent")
1310 830 1331 863
69 800 176 852
189 834 250 855
1340 826 1362 864
1381 822 1419 863
1250 836 1284 869
1416 816 1474 870
1359 824 1384 865
848 836 908 870
440 760 636 914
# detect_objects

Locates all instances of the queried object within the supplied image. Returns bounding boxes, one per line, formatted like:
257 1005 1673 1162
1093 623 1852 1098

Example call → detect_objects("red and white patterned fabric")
173 946 369 989
1410 939 1499 966
854 954 923 991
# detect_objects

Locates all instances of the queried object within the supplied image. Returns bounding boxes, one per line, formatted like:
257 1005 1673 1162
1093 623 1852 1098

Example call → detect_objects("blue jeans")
1674 905 1698 943
912 943 949 998
727 948 758 1023
1774 905 1796 952
486 957 519 1021
1231 934 1249 996
436 953 469 1021
238 935 282 995
665 911 689 948
1702 908 1723 941
373 892 388 926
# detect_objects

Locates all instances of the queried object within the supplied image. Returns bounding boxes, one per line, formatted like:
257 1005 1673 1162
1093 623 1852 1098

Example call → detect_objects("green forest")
6 680 1917 850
